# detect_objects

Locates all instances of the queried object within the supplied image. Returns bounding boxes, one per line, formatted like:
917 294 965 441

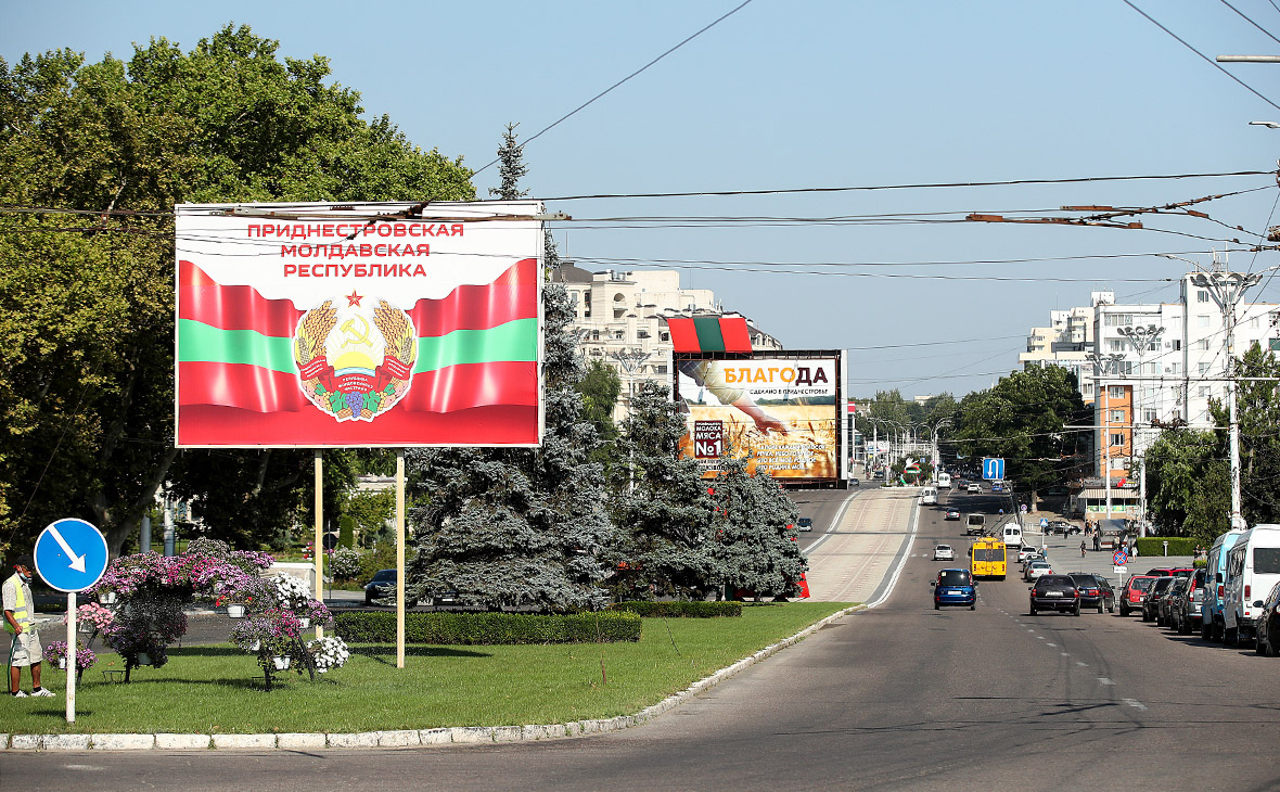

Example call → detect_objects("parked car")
1024 560 1052 582
797 517 814 533
1145 566 1194 579
1030 574 1081 616
1067 572 1115 613
1018 546 1041 564
1141 576 1176 622
1255 580 1280 656
1223 523 1280 646
932 568 977 610
1119 575 1157 617
1158 578 1189 627
1169 569 1206 636
945 509 962 521
934 544 955 561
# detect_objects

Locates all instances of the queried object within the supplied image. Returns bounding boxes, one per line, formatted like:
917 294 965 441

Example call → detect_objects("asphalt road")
7 485 1278 791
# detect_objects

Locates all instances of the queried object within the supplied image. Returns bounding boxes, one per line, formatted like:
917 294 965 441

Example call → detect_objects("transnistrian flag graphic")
175 201 544 447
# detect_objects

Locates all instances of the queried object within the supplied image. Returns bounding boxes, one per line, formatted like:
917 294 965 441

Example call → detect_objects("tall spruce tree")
607 380 718 600
405 125 611 611
706 457 807 600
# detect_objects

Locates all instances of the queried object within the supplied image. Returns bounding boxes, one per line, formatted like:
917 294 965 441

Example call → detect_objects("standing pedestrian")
1080 539 1087 557
4 554 53 698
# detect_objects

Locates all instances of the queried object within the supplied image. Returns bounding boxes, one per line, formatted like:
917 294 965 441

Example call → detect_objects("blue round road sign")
34 518 109 593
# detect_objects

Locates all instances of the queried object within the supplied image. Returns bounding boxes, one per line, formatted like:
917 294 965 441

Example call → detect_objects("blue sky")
6 1 1280 398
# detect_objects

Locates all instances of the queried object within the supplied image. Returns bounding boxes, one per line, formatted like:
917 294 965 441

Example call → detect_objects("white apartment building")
552 264 783 418
1021 272 1279 493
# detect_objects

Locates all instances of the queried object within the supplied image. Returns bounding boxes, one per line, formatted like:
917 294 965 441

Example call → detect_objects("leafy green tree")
953 366 1088 497
579 358 621 465
1144 428 1229 542
607 380 717 600
405 283 613 611
0 26 474 555
706 458 807 600
1212 342 1280 527
342 488 396 549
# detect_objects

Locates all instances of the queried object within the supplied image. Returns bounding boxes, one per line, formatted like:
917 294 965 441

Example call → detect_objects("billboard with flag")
674 351 845 483
175 201 544 447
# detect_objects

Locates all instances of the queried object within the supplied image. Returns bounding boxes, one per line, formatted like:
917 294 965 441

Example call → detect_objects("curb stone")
155 734 213 750
3 603 867 752
276 733 326 750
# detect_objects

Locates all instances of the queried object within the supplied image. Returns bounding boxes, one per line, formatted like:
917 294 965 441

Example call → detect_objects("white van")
937 473 952 489
921 487 938 506
1001 523 1024 549
1223 523 1280 644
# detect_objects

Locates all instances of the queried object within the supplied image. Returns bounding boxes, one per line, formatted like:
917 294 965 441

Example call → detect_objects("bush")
1135 537 1198 558
608 601 742 618
330 548 363 580
333 610 642 644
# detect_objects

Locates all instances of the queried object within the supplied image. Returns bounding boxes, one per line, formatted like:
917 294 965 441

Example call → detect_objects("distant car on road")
945 509 961 521
1255 580 1280 656
967 483 981 494
1119 575 1157 617
1067 572 1114 613
1030 574 1081 616
1024 560 1052 582
1170 569 1205 635
797 517 814 533
932 568 977 610
363 569 418 608
1142 576 1176 622
1017 546 1040 564
934 544 955 561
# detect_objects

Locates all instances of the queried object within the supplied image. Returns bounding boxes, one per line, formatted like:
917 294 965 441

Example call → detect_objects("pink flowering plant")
43 640 97 671
65 602 114 633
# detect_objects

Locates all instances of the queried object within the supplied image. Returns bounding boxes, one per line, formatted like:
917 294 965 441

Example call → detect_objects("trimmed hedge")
608 601 743 618
1134 537 1198 558
333 610 641 644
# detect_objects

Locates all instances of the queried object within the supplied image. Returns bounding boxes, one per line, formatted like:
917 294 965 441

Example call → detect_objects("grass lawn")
3 602 853 735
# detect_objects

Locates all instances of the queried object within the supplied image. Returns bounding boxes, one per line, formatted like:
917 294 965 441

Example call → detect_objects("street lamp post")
1117 324 1165 536
1190 271 1263 531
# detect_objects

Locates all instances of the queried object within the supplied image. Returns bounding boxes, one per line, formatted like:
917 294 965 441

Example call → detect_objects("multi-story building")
552 264 782 418
1021 269 1280 521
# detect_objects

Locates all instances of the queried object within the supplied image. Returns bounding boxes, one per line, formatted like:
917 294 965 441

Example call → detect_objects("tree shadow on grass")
350 645 492 666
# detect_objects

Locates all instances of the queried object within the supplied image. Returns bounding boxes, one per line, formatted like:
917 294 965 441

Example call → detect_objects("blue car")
932 568 977 610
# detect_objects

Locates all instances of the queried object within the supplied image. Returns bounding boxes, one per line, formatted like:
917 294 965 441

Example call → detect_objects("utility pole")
1117 324 1165 537
1190 271 1262 531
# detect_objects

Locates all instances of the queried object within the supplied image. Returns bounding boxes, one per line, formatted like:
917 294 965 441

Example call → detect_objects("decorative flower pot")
98 592 117 605
137 652 152 666
298 617 311 629
58 658 67 670
226 604 246 618
79 622 95 633
247 640 261 652
272 655 291 670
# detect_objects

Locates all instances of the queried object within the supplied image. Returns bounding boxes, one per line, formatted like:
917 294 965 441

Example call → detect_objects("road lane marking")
1123 698 1147 711
1097 677 1116 686
1076 662 1088 667
1046 642 1056 647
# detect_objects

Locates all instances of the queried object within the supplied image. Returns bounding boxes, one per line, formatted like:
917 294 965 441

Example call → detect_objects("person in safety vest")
4 554 52 698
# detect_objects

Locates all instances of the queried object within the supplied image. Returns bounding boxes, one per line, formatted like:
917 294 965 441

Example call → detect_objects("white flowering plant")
273 574 312 609
306 635 350 673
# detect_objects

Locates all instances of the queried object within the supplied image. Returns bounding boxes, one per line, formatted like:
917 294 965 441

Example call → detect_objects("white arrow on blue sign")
982 458 1005 480
34 518 109 593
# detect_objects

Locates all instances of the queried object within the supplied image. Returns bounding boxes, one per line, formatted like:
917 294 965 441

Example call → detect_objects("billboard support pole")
396 450 406 669
313 450 324 639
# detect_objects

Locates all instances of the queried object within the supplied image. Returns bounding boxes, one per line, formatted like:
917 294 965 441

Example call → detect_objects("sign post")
33 519 109 724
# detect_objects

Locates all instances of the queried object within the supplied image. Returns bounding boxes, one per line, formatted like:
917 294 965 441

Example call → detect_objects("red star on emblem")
345 290 363 307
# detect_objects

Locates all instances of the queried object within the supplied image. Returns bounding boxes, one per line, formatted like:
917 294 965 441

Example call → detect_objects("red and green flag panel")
174 202 544 447
666 316 753 353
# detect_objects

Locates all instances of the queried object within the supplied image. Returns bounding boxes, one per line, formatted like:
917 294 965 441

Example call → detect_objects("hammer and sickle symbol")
340 315 373 347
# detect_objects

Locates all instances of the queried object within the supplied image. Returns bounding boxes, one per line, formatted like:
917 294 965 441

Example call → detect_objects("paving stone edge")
0 604 865 752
